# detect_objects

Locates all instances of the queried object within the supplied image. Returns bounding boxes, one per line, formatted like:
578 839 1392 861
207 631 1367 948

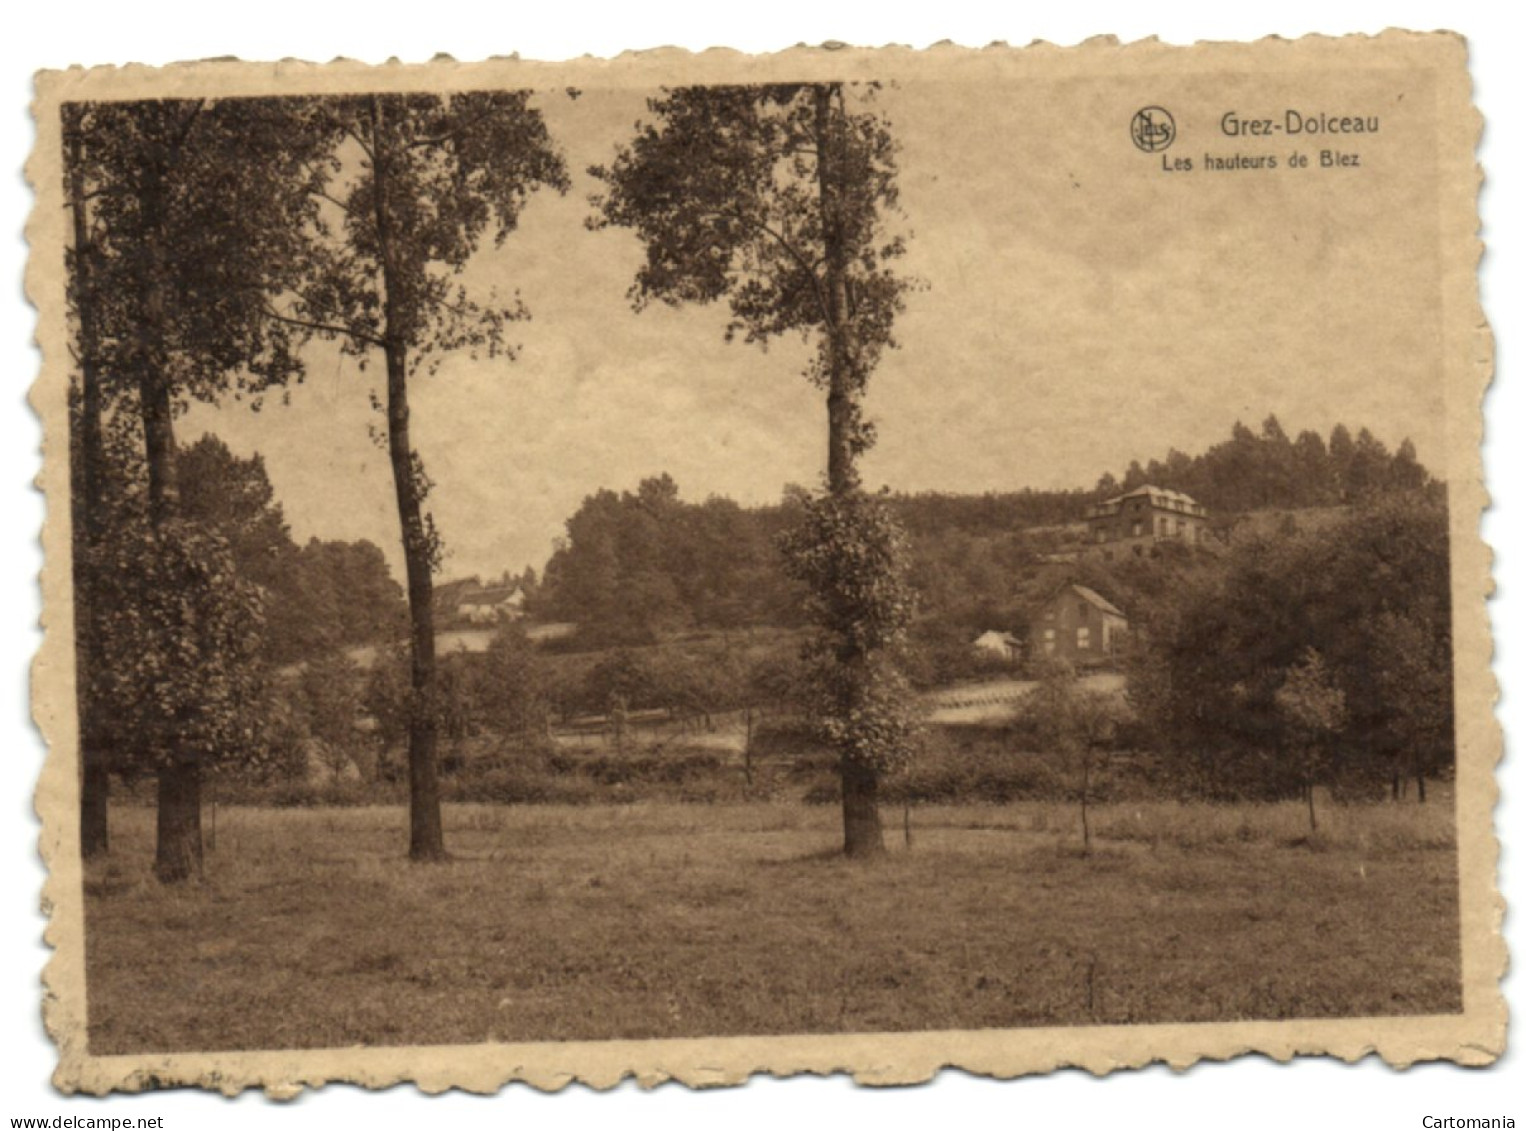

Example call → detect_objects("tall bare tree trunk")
841 759 883 859
388 337 445 862
371 96 446 862
66 122 110 860
133 149 204 884
815 83 883 859
143 372 202 882
154 758 203 882
816 84 858 500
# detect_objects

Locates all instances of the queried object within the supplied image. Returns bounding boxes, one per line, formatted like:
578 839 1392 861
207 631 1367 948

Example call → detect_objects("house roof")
459 586 518 606
433 576 483 604
1068 584 1126 619
1108 484 1200 507
973 630 1021 646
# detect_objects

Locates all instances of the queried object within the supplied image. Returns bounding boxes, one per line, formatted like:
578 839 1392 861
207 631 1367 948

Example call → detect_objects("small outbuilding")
972 630 1022 662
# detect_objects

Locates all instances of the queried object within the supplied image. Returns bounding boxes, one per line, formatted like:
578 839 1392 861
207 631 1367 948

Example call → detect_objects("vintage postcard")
28 32 1500 1094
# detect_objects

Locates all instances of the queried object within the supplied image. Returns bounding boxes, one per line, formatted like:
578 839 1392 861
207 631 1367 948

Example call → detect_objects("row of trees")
266 493 1452 846
69 81 926 872
535 415 1433 648
1096 416 1431 515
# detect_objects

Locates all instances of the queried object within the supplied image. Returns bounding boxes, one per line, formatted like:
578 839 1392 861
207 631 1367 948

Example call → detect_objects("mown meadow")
84 794 1461 1054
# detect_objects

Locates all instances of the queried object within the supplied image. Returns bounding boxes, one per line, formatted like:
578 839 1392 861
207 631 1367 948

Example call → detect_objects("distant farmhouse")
1085 485 1208 559
433 576 527 627
1030 584 1128 664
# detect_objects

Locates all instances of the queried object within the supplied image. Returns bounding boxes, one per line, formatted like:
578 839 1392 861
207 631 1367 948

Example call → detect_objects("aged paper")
29 32 1499 1095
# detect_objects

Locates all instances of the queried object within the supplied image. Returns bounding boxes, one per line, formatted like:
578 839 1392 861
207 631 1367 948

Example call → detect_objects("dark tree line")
892 487 1099 539
892 417 1433 545
177 436 408 663
537 474 806 643
1096 415 1434 515
537 410 1438 656
1125 493 1454 809
536 473 1072 647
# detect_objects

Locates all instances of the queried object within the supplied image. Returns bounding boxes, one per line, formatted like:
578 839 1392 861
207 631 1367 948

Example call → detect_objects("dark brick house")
1029 584 1128 664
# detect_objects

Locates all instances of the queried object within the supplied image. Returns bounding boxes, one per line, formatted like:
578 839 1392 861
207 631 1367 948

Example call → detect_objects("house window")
1077 627 1091 650
1043 628 1056 653
1131 520 1143 536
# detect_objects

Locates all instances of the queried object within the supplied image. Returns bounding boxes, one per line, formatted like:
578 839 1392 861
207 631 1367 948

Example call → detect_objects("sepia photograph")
12 14 1513 1111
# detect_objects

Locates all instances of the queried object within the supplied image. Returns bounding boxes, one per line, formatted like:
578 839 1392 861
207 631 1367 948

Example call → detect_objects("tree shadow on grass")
757 844 907 868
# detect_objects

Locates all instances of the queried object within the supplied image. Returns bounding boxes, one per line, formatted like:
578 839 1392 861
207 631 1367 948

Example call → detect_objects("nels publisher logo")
1130 106 1176 153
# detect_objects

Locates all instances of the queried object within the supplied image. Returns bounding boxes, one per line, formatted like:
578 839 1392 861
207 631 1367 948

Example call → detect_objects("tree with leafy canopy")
1367 610 1451 801
175 437 292 563
174 435 318 653
63 97 328 880
1127 493 1449 802
591 82 920 856
1275 647 1348 830
1017 658 1125 854
779 489 924 845
292 650 368 783
476 624 551 752
277 92 569 860
90 513 276 849
162 436 409 668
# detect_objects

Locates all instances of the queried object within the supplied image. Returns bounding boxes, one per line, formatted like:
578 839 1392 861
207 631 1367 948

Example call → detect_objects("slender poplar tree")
592 83 921 856
276 92 568 860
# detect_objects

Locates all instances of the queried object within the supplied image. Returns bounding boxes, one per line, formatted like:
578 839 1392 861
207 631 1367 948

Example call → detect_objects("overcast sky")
182 69 1444 583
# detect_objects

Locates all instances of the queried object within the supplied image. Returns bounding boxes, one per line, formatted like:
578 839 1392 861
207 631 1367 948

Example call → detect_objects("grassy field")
83 798 1461 1054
